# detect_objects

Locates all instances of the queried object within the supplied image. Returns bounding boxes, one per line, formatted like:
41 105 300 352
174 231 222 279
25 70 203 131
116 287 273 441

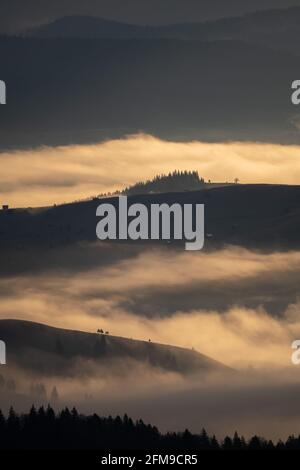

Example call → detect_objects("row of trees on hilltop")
121 170 205 196
0 406 299 450
74 170 242 202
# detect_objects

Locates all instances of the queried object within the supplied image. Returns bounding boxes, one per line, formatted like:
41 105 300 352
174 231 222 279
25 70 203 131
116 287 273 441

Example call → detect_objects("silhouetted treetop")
0 406 298 450
121 170 205 196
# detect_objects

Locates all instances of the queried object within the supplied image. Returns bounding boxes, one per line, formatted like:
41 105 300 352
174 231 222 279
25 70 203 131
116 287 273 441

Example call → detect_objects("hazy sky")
2 0 300 33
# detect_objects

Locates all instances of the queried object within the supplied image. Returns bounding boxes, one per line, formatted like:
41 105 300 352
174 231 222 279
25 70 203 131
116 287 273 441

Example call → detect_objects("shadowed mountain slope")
0 34 298 149
1 184 300 252
0 319 230 376
27 7 300 55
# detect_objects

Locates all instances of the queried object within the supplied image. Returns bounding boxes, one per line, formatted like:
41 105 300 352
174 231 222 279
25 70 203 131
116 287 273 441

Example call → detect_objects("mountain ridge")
24 5 300 51
1 184 300 252
0 319 231 376
0 35 297 149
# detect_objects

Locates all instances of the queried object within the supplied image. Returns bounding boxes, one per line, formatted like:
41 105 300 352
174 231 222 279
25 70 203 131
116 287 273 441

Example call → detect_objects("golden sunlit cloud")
1 134 300 207
0 246 299 369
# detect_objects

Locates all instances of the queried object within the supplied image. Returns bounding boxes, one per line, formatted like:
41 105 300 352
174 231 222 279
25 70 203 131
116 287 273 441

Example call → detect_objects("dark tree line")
95 170 206 199
122 171 205 196
0 406 299 450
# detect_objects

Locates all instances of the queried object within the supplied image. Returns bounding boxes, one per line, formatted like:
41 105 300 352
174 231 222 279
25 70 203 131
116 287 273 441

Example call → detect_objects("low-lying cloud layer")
0 244 300 439
2 135 300 207
2 134 300 439
2 360 300 440
0 245 299 369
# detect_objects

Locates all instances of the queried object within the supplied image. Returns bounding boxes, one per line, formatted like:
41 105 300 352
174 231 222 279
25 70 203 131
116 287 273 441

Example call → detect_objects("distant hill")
1 184 300 252
0 35 298 150
158 6 300 54
2 7 300 149
25 7 300 55
26 15 148 39
0 319 229 377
